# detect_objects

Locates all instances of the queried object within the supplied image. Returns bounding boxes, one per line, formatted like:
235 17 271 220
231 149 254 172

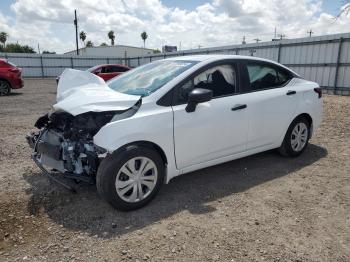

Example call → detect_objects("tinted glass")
108 60 198 97
246 63 290 91
87 65 101 73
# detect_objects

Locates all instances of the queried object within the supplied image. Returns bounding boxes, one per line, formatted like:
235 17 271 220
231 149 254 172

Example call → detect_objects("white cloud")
0 0 349 54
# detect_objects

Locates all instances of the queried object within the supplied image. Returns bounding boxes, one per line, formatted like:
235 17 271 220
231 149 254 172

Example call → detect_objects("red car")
56 64 131 84
0 59 23 96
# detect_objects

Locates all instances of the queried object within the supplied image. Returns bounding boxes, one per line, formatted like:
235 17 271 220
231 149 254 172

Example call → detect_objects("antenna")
253 38 261 43
307 29 314 37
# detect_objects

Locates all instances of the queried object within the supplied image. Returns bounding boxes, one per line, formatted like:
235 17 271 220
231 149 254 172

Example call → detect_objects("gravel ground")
0 79 349 262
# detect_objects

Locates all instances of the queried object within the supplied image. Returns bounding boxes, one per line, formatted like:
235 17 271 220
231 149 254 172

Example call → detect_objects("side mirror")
185 88 213 113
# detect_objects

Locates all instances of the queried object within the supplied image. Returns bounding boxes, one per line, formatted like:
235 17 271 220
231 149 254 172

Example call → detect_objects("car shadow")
2 92 22 96
23 144 327 238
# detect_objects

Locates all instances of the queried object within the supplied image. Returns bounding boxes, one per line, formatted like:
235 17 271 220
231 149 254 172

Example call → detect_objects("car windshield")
107 60 198 97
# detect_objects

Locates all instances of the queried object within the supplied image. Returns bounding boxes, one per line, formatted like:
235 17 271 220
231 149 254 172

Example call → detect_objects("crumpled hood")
53 69 140 116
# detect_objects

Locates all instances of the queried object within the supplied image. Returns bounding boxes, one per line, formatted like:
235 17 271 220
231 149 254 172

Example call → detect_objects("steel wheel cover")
291 122 308 152
115 157 158 203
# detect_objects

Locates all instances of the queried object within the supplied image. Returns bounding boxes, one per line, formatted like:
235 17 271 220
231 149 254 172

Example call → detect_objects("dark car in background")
56 64 131 84
0 59 24 96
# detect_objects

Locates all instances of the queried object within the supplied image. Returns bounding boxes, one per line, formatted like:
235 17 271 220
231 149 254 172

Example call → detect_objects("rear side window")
246 63 291 91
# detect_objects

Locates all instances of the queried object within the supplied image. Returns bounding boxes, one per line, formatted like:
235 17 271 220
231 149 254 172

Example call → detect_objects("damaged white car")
27 55 323 210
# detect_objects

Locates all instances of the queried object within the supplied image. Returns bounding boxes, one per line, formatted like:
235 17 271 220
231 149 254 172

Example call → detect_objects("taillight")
314 87 322 98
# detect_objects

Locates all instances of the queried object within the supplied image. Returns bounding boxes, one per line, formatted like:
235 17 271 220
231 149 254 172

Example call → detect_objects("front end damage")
26 101 141 190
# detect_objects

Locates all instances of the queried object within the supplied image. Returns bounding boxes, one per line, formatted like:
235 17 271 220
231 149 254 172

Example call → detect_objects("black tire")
96 145 165 211
0 80 11 96
278 116 310 157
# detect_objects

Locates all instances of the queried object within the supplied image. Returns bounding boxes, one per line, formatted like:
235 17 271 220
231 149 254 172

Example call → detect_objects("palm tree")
141 31 148 48
79 31 86 47
0 32 9 47
86 40 93 47
336 1 350 18
108 31 115 45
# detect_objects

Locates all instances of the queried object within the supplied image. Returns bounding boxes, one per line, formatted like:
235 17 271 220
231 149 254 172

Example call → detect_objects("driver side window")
177 64 237 104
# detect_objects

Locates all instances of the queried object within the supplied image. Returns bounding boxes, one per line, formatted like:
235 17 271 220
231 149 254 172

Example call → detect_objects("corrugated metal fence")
1 32 349 94
0 53 124 78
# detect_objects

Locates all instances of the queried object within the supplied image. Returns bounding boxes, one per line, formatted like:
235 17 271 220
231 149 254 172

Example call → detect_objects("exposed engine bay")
26 100 141 183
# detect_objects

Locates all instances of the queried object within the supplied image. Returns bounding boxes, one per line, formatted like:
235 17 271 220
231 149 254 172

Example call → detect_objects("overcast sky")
0 0 349 54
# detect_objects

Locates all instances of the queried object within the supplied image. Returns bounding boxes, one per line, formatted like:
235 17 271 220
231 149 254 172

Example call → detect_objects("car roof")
98 64 130 68
164 54 273 63
164 54 298 76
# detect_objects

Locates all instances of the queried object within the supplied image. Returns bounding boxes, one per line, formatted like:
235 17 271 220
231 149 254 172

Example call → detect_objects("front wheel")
278 117 310 157
96 145 165 211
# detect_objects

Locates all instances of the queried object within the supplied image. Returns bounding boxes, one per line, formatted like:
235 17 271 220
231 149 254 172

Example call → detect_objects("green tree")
153 49 161 54
108 31 115 45
141 31 148 48
86 40 93 47
100 42 108 46
0 32 9 47
3 43 35 53
79 31 87 47
42 50 56 54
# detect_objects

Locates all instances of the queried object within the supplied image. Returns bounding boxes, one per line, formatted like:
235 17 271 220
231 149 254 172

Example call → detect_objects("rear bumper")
11 78 24 89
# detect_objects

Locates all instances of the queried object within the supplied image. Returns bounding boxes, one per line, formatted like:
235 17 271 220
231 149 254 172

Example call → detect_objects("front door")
172 63 249 169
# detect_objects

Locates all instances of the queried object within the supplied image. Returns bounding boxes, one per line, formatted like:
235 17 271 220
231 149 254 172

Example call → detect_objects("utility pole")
242 36 246 44
74 9 79 55
254 38 261 43
278 34 286 40
307 29 314 37
274 27 277 38
37 43 40 54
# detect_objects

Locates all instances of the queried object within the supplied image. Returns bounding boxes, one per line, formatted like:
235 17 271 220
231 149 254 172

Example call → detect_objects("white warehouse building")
64 45 154 57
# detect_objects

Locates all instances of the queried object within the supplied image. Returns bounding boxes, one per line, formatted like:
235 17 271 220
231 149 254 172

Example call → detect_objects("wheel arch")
0 78 12 87
113 140 168 164
111 140 169 183
294 113 313 126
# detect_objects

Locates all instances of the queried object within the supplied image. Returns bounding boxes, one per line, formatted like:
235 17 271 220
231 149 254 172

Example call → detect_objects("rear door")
240 61 300 150
172 62 249 169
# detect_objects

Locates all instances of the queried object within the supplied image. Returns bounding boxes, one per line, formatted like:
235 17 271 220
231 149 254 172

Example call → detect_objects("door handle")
231 104 247 111
286 90 296 95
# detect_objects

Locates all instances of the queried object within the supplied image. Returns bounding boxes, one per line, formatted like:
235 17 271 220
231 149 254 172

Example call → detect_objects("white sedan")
27 55 323 210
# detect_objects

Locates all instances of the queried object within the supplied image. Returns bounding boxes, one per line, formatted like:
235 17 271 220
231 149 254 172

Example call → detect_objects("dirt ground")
0 79 349 262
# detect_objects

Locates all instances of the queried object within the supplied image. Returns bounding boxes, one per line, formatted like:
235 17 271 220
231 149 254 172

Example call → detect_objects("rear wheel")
96 145 165 211
278 117 310 157
0 80 11 96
